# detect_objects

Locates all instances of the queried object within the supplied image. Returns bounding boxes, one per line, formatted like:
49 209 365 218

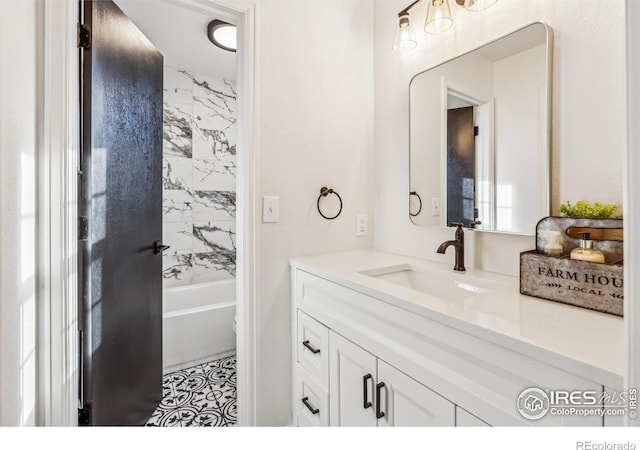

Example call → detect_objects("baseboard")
162 350 237 374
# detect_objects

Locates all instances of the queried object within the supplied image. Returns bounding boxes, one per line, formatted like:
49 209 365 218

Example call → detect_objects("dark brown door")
79 0 164 425
447 107 476 227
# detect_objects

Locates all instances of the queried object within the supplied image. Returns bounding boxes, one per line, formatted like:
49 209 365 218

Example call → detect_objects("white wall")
0 0 41 426
374 0 626 276
254 0 374 425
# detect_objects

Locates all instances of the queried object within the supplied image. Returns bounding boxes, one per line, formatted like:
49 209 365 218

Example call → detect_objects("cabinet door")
456 406 490 427
329 332 377 426
377 360 455 427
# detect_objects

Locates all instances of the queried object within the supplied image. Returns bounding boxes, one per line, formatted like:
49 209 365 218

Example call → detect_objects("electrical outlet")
356 214 368 237
262 196 279 223
432 198 440 216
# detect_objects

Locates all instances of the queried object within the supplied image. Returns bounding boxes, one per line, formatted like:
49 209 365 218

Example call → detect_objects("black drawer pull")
363 374 373 409
301 396 319 415
376 382 386 419
302 340 320 354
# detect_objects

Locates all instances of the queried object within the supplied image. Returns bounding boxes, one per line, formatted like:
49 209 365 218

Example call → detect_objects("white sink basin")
360 264 501 301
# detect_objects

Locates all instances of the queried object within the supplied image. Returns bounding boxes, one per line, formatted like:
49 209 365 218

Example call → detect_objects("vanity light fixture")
207 19 237 53
392 0 498 51
424 0 454 34
459 0 498 12
393 11 418 51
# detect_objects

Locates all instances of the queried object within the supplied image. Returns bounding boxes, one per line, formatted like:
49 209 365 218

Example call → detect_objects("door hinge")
78 407 91 426
78 216 89 241
77 23 91 49
474 126 479 137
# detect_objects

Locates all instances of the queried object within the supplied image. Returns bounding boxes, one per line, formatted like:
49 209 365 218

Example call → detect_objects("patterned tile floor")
146 355 237 427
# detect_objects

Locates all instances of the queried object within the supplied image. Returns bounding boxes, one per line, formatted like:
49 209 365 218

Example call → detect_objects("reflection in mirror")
409 23 552 235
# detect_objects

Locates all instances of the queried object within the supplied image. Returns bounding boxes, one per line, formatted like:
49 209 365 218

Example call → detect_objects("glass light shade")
207 20 237 52
425 0 454 34
392 14 417 52
463 0 498 11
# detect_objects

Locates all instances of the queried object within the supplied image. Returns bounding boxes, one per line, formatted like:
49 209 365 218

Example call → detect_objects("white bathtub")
163 279 236 373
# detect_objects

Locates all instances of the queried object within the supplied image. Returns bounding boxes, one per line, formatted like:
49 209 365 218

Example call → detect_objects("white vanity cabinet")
329 331 455 427
291 264 611 427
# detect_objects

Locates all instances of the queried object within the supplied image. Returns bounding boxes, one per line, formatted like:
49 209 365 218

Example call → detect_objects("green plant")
559 200 621 219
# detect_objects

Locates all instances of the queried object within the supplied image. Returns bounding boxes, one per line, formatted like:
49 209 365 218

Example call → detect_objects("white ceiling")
115 0 236 80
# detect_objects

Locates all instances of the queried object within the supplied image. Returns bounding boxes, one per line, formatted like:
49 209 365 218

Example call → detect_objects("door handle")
363 374 373 409
301 396 319 415
153 240 170 254
302 340 320 354
376 382 386 419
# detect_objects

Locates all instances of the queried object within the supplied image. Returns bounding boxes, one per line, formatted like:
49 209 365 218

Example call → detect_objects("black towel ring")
409 191 422 217
317 187 342 220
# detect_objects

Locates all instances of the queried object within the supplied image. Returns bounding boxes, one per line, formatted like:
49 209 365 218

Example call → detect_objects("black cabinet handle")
302 340 320 354
376 382 386 419
301 396 319 415
363 374 373 409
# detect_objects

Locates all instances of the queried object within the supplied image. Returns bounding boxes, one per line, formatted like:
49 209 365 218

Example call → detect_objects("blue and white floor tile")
146 355 237 427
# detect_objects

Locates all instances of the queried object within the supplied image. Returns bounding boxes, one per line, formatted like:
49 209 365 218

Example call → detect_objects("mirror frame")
408 22 554 236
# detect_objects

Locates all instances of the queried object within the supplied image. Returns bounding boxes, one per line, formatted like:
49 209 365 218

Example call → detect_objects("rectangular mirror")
409 22 552 235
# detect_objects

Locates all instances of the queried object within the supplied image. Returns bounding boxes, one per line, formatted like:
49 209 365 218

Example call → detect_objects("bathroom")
0 0 639 445
112 0 240 426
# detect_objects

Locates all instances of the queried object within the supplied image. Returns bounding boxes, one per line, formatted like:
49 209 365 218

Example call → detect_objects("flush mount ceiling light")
207 19 237 52
393 0 498 51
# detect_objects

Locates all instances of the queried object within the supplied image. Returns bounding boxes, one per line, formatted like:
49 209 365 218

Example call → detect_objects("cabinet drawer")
295 364 329 427
297 310 329 387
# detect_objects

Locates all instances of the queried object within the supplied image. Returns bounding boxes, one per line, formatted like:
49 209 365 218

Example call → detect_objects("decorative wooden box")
519 217 623 316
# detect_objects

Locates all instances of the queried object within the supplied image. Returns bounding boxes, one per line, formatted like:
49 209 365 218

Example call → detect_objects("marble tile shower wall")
162 66 236 287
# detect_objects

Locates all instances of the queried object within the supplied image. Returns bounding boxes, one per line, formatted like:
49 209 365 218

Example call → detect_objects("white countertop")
290 249 624 389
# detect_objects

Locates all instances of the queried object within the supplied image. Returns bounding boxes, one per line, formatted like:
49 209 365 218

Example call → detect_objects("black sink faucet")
437 222 465 272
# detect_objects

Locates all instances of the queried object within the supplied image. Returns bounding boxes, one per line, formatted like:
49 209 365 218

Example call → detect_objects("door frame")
40 0 257 426
440 81 492 229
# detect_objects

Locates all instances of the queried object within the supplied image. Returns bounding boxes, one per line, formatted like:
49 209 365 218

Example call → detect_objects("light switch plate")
356 214 368 236
263 196 279 223
432 198 440 217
